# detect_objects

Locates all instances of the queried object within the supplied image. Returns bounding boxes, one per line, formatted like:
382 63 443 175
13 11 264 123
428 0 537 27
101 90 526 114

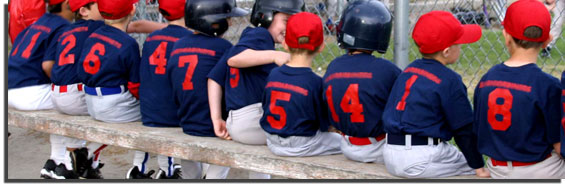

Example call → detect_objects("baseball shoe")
81 163 104 179
155 164 182 179
126 166 155 179
70 148 89 176
51 164 79 179
540 46 551 57
40 159 57 179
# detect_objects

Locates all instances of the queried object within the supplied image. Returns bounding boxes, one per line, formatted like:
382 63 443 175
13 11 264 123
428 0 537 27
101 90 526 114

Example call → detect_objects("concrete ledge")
8 109 478 179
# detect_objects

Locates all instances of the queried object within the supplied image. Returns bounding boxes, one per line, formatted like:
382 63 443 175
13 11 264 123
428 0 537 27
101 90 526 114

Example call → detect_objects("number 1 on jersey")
396 75 419 111
179 55 198 90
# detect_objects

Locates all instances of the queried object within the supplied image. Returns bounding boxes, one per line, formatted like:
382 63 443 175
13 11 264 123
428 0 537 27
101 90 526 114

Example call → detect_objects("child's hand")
212 119 231 140
475 168 490 178
273 51 290 66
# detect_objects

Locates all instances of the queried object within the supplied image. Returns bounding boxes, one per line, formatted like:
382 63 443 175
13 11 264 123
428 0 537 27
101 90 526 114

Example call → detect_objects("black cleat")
52 164 79 179
126 166 155 179
82 163 104 179
155 164 182 179
40 159 57 179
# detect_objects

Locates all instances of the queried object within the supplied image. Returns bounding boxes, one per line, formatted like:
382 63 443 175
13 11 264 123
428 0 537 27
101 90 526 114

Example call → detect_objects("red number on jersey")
58 35 76 66
325 85 340 122
396 75 419 111
22 32 41 59
83 43 106 75
149 42 168 75
230 68 240 88
11 30 30 57
340 84 365 123
487 88 513 131
267 90 292 130
562 102 565 131
178 55 198 90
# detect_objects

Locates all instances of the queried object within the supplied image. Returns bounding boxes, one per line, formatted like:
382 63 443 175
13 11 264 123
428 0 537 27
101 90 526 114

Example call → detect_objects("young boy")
47 0 109 179
137 0 190 179
381 10 489 178
75 0 146 178
7 0 73 179
474 0 564 179
168 0 248 179
206 0 304 179
260 12 341 157
323 0 400 164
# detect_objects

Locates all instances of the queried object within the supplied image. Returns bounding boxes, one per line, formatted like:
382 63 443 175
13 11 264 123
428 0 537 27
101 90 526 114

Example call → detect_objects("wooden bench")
8 109 478 179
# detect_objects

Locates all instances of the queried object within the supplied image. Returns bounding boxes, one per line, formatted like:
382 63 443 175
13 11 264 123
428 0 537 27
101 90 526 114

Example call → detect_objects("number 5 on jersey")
267 90 291 130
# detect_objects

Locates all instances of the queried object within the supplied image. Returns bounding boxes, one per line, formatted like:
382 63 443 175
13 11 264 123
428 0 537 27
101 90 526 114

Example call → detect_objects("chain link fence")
132 0 564 99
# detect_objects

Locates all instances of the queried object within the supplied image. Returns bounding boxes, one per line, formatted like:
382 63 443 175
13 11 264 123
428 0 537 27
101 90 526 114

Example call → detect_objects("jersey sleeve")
125 42 141 83
207 54 229 87
441 78 474 131
42 27 65 62
314 78 330 132
541 82 562 144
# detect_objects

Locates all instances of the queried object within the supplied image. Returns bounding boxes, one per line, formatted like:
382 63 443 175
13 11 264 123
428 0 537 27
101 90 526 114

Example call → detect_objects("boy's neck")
110 22 128 32
286 54 313 68
422 56 450 66
54 12 73 22
169 19 186 28
504 47 539 67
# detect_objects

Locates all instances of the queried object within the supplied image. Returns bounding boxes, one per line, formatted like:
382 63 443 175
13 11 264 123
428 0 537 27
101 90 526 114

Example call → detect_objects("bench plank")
8 109 478 179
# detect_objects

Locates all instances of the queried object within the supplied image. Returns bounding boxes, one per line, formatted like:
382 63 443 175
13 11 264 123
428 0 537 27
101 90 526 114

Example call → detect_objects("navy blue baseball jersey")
260 65 329 137
51 19 105 86
208 26 277 111
382 58 474 141
8 13 70 89
168 33 233 137
473 63 561 162
561 71 565 158
77 25 141 87
139 25 192 127
323 53 401 138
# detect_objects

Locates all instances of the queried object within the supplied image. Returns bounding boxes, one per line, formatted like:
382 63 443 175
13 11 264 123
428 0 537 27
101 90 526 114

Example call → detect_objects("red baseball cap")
158 0 185 21
412 11 482 54
285 12 324 51
502 0 551 42
69 0 97 12
49 0 66 5
98 0 138 20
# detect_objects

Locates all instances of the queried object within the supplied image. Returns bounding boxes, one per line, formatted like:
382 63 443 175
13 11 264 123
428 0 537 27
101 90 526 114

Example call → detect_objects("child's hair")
48 2 63 13
158 8 175 21
288 37 320 55
347 49 373 55
511 26 544 49
74 2 96 20
102 12 131 25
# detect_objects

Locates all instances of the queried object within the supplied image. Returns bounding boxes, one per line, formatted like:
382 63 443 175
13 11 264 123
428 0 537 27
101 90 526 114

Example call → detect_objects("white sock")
63 150 73 170
157 155 173 177
133 151 149 173
249 171 271 179
50 135 66 166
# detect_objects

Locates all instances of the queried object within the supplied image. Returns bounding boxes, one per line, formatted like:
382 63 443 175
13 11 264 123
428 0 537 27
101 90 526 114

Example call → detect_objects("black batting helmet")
250 0 305 28
185 0 249 37
336 0 392 53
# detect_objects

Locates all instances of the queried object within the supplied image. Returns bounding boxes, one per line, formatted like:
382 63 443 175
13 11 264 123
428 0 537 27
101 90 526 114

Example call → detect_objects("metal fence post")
394 0 410 70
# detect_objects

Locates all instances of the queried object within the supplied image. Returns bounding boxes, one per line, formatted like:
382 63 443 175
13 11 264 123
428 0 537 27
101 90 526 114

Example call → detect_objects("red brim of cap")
454 24 482 44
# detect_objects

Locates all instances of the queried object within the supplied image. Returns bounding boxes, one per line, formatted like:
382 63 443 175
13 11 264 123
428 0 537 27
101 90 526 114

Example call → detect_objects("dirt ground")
7 126 282 180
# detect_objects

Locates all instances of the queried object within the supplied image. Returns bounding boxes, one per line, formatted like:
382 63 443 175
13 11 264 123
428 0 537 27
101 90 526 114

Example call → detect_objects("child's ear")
316 44 325 53
542 34 553 48
441 47 451 58
282 41 290 51
502 29 513 48
130 6 137 16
